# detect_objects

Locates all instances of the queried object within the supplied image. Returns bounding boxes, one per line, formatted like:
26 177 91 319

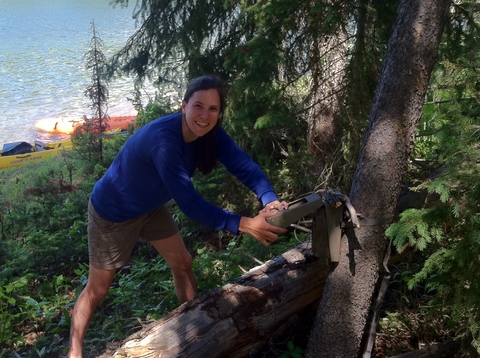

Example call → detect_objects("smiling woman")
181 88 220 142
67 75 288 357
181 76 226 175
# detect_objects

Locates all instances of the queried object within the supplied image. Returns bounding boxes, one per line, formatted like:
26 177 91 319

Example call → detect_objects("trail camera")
266 191 355 264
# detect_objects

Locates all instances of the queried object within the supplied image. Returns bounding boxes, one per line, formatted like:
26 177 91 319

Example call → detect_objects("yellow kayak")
0 139 72 170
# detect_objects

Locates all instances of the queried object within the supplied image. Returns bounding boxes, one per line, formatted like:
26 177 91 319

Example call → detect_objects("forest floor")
78 286 480 358
12 240 480 358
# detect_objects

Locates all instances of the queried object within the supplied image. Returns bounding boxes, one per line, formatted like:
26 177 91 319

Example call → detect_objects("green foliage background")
2 0 480 357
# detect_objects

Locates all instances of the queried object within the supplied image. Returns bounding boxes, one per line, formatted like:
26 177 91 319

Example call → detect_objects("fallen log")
389 340 461 358
112 242 330 358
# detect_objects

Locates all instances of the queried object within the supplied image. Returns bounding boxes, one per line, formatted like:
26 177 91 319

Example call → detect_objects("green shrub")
386 95 480 352
0 279 28 349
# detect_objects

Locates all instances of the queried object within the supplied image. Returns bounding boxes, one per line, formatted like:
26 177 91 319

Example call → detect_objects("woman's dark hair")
183 75 226 175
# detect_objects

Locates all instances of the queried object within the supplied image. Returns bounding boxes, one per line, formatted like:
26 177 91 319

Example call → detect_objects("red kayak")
35 116 136 135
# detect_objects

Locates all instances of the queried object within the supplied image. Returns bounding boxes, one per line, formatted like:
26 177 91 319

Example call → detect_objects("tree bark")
307 3 347 179
307 32 346 175
305 0 452 357
112 243 330 358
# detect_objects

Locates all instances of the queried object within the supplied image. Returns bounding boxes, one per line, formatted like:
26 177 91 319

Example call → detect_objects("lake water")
0 0 146 146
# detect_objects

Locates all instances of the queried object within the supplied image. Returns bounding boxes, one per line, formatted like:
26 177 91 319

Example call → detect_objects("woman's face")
181 89 221 143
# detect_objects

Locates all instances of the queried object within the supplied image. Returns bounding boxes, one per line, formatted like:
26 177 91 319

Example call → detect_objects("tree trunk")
307 26 346 179
305 0 451 357
341 0 377 190
112 243 330 358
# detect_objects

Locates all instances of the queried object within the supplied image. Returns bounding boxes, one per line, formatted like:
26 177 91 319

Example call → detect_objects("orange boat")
35 116 136 135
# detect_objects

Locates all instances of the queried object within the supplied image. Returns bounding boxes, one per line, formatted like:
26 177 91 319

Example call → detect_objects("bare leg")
150 232 197 303
67 265 116 358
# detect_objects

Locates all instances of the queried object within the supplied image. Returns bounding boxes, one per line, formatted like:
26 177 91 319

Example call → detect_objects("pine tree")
386 7 480 348
78 19 110 163
105 1 404 198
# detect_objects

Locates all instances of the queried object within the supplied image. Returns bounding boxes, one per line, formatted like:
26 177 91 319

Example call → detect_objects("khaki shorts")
88 200 179 270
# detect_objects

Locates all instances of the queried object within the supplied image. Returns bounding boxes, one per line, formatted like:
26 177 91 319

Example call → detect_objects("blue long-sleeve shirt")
91 113 278 234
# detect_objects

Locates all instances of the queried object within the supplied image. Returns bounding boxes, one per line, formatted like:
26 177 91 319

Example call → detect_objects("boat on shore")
0 139 73 170
2 116 135 170
35 115 136 135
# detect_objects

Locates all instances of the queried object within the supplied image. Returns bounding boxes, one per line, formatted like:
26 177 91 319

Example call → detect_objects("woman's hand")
239 201 289 246
261 200 289 213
